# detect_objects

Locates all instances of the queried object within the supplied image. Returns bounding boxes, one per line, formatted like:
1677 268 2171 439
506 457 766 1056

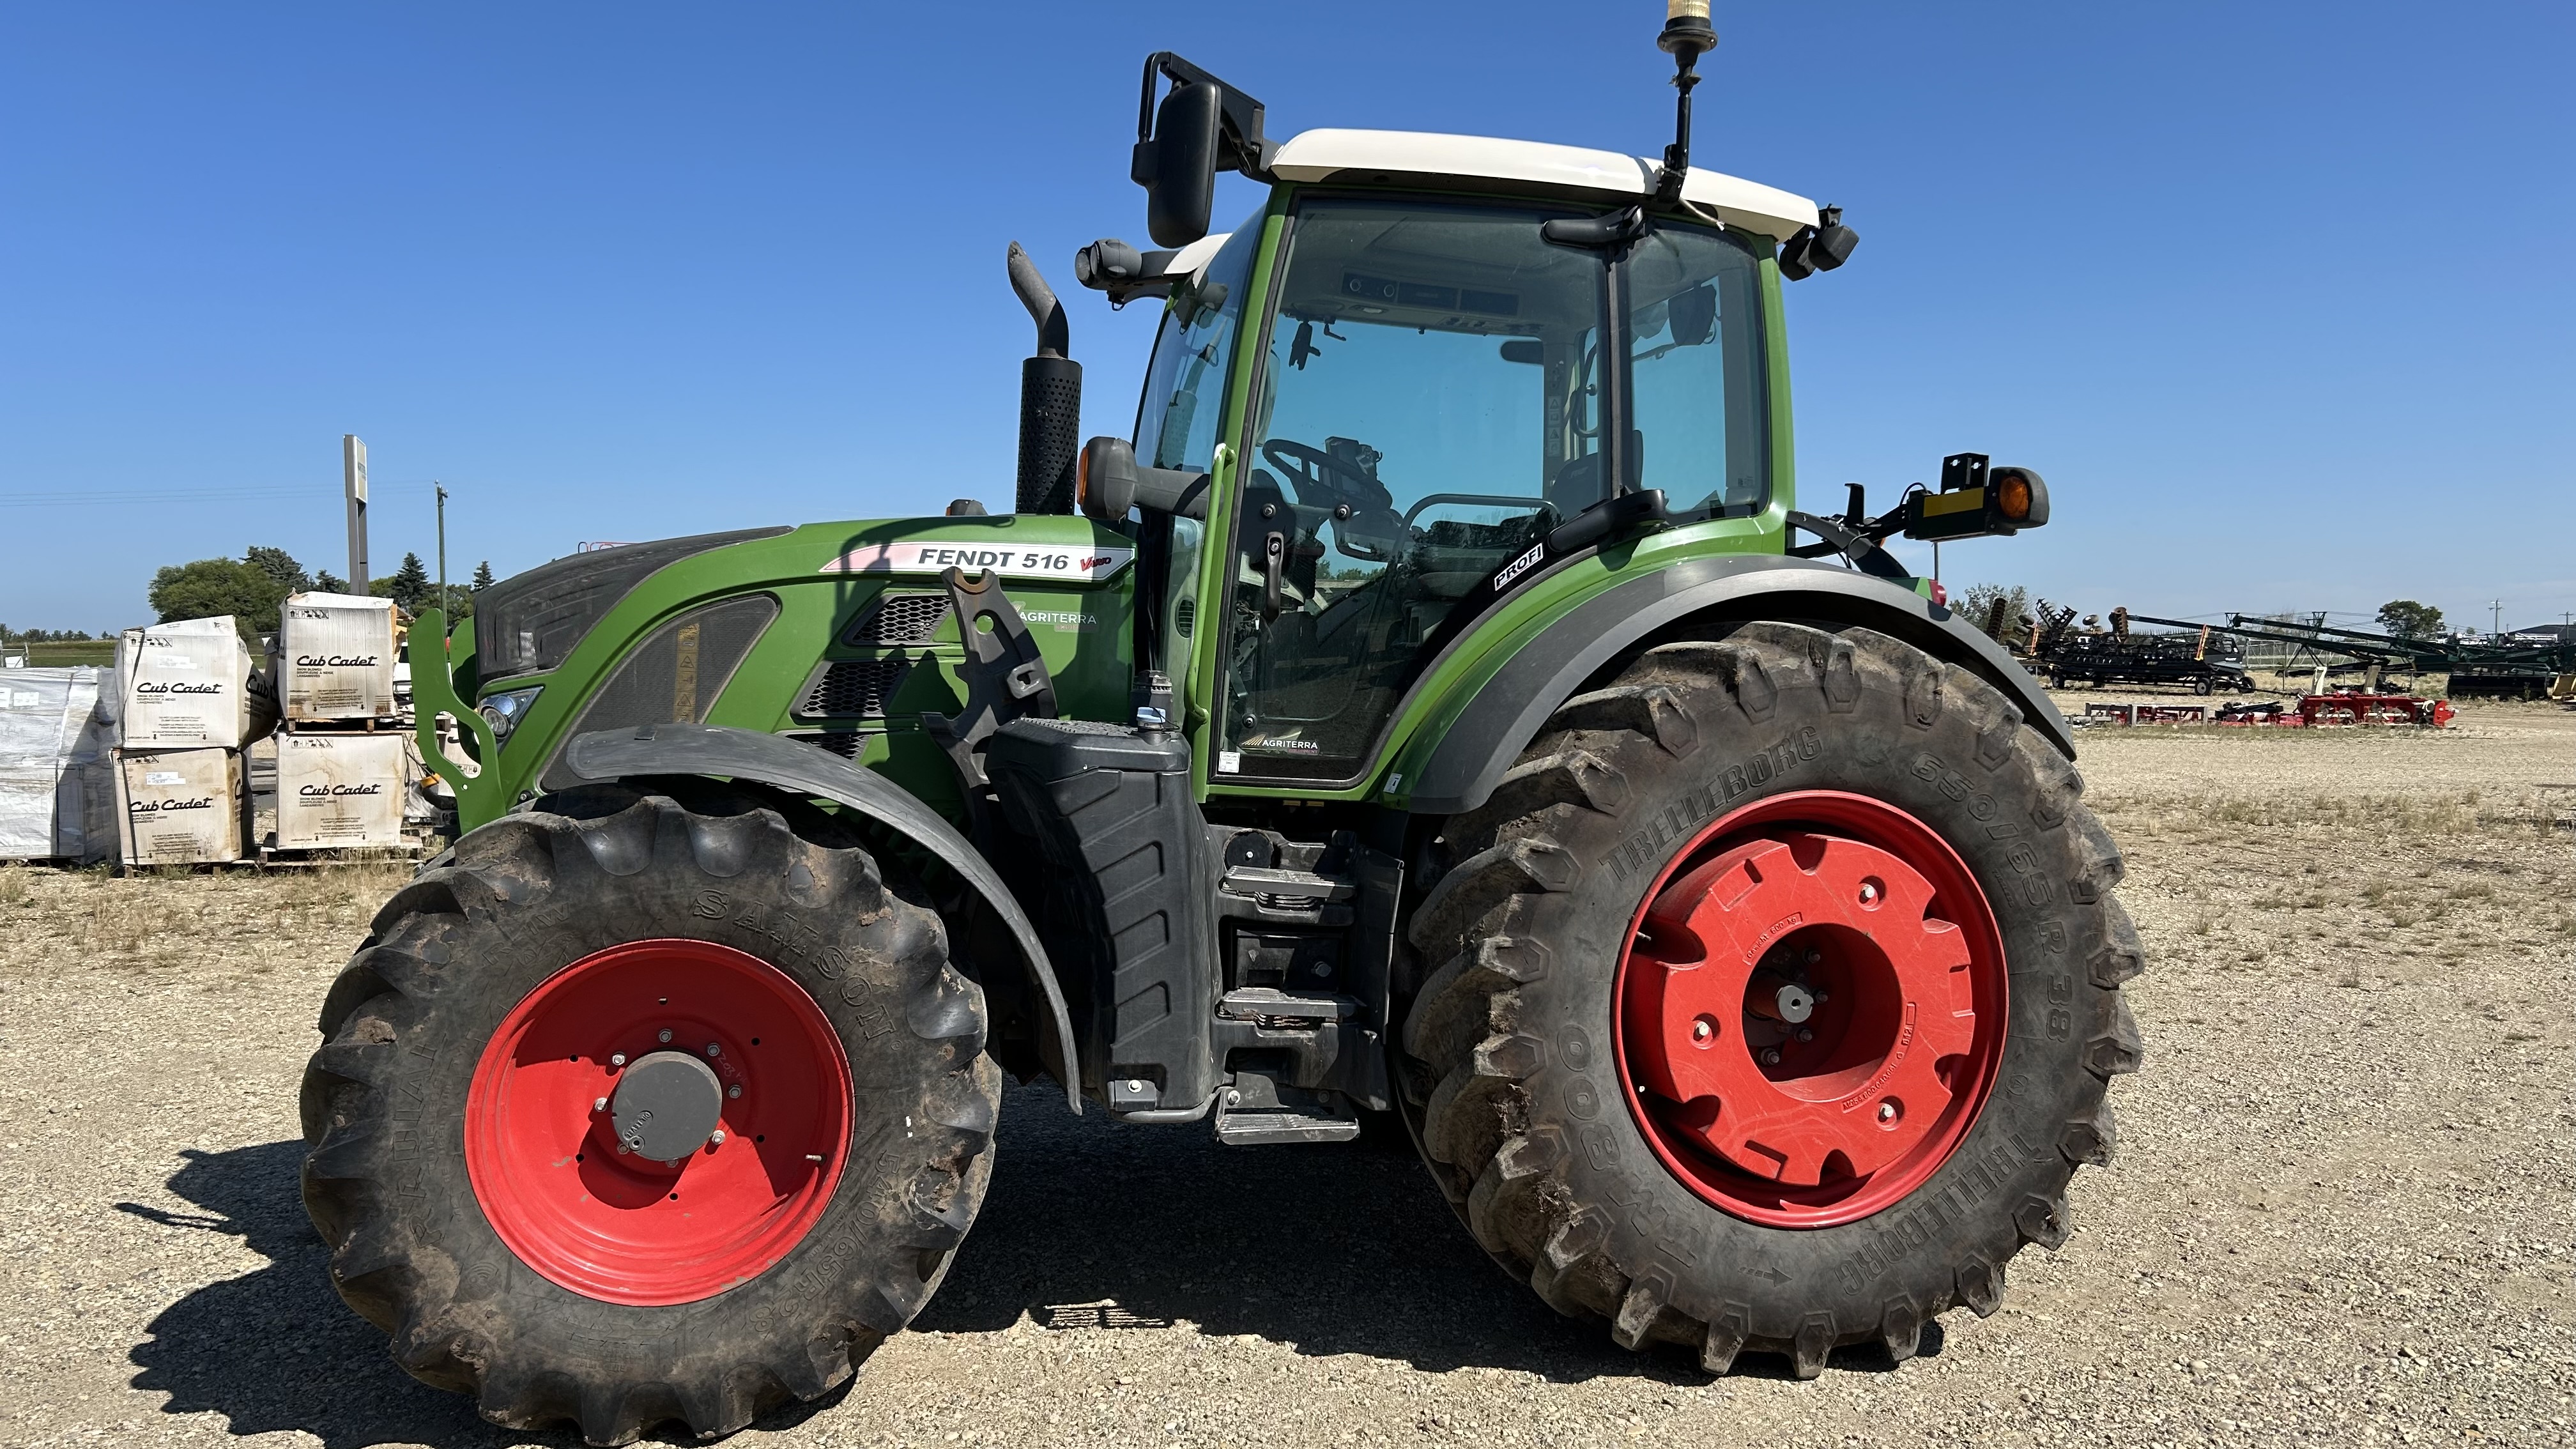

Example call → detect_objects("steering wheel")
1260 438 1405 560
1261 439 1384 512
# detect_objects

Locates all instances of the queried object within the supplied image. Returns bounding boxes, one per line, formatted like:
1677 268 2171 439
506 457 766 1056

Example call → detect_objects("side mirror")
1080 435 1214 522
1667 283 1717 346
1078 436 1141 522
1136 82 1222 248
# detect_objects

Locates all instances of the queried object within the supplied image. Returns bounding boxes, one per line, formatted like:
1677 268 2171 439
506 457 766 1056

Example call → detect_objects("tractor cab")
1077 111 1829 793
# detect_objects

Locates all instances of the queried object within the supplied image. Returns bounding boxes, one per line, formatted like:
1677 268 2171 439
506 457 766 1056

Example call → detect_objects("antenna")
1652 3 1717 205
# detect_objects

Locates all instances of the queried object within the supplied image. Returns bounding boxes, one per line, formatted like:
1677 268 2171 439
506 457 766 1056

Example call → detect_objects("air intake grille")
783 729 883 761
795 657 915 719
847 592 951 646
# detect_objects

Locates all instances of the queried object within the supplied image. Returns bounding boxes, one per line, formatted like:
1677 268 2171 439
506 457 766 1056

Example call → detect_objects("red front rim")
464 939 852 1305
1613 790 2009 1228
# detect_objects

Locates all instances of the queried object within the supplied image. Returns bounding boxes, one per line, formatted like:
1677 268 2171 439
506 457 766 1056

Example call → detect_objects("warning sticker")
820 541 1134 583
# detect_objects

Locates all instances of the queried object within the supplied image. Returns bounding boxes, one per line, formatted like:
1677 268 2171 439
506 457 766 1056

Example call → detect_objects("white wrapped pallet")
116 747 243 865
0 667 104 860
116 618 257 748
279 593 399 721
274 732 407 849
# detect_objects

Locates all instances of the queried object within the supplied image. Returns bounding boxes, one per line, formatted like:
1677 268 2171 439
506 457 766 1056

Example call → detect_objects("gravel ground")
1 702 2570 1447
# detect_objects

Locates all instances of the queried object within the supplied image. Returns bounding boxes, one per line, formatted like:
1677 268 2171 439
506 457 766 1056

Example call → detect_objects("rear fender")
552 722 1080 1110
1405 556 2072 815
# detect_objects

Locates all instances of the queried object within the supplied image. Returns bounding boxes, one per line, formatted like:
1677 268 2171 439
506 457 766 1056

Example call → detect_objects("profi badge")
819 540 1134 583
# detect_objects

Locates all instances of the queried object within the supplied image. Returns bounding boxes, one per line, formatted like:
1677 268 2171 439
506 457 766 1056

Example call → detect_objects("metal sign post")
436 483 449 616
343 435 371 594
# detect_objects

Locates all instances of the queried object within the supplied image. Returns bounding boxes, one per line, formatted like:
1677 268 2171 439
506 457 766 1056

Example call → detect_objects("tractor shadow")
126 1096 1922 1445
915 1082 1938 1382
123 1141 847 1447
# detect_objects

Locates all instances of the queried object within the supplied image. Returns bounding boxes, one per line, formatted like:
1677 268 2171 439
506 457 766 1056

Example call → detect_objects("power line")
0 479 454 509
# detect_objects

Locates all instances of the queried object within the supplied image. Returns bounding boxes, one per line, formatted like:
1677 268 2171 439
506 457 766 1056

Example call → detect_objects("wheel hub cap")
1614 790 2009 1228
611 1049 726 1163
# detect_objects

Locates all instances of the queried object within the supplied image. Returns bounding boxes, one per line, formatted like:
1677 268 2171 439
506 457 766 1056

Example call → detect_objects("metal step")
1215 987 1358 1024
1210 1070 1361 1146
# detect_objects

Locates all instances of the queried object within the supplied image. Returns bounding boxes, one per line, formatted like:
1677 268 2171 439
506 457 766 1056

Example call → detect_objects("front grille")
474 527 788 681
795 657 915 719
846 592 951 647
536 594 779 790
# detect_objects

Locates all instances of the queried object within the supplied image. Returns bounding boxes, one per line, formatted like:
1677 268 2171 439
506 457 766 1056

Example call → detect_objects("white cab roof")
1268 128 1818 241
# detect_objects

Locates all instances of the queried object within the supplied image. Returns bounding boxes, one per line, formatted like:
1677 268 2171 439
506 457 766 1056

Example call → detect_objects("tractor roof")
1268 128 1820 241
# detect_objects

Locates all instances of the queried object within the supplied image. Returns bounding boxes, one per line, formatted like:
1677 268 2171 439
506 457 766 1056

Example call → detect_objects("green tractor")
302 13 2140 1443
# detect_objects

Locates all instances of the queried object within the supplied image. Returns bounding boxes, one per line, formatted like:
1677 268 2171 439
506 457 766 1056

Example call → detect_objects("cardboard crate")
1 667 113 861
279 593 399 722
116 747 243 865
115 618 258 748
274 732 407 849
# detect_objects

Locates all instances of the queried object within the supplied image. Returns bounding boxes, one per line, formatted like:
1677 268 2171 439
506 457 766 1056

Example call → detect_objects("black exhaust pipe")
1008 242 1082 515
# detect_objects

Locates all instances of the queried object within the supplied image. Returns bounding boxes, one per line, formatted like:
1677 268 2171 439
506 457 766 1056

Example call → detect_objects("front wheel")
298 783 1000 1445
1397 623 2142 1376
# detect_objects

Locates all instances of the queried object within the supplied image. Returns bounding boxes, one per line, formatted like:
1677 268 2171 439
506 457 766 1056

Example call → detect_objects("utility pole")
436 484 449 616
342 435 371 594
2490 599 2504 636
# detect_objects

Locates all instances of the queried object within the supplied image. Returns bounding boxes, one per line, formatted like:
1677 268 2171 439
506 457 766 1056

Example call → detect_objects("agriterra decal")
819 540 1134 583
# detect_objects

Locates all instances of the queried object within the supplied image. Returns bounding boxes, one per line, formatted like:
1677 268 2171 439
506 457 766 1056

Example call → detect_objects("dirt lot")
3 702 2570 1447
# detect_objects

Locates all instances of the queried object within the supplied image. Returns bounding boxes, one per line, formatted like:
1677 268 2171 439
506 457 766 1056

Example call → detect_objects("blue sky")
4 3 2570 635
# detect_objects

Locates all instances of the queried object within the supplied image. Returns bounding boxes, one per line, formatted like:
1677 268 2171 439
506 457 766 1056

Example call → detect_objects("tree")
148 557 279 641
1957 581 2035 647
245 546 311 596
2376 599 2444 638
315 571 348 594
374 551 433 613
471 559 496 591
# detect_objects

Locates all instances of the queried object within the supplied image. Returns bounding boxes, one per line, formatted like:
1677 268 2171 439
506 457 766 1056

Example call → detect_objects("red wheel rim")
1613 791 2008 1228
464 939 852 1305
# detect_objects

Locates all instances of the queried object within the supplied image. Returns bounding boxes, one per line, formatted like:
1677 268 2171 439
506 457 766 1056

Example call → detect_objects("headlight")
477 686 543 745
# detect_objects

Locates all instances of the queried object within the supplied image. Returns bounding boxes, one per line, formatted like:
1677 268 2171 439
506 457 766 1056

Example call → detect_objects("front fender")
554 722 1080 1110
1404 556 2072 815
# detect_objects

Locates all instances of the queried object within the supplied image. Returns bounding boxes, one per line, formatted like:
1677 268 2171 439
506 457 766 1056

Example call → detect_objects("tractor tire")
298 783 1000 1445
1397 622 2142 1377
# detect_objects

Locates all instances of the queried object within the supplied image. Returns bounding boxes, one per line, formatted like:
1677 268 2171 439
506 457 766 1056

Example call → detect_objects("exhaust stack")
1008 243 1082 515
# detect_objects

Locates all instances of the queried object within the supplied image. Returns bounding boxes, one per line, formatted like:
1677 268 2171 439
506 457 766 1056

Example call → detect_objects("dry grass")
0 860 411 983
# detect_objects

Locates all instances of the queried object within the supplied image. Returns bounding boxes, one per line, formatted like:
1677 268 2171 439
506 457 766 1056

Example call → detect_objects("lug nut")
609 1053 626 1068
615 1144 631 1156
1759 1048 1782 1066
1690 1018 1715 1044
658 1029 673 1043
1795 1027 1814 1043
1858 882 1880 906
705 1042 721 1058
593 1096 608 1112
1877 1101 1899 1123
727 1084 742 1099
709 1130 726 1146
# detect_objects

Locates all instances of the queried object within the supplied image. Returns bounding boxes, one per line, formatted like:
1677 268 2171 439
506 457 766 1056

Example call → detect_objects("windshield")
1135 221 1260 471
1215 197 1768 784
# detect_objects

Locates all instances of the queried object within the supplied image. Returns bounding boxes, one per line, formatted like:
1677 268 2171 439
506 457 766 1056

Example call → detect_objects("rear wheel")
1397 623 2142 1376
299 783 1000 1445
